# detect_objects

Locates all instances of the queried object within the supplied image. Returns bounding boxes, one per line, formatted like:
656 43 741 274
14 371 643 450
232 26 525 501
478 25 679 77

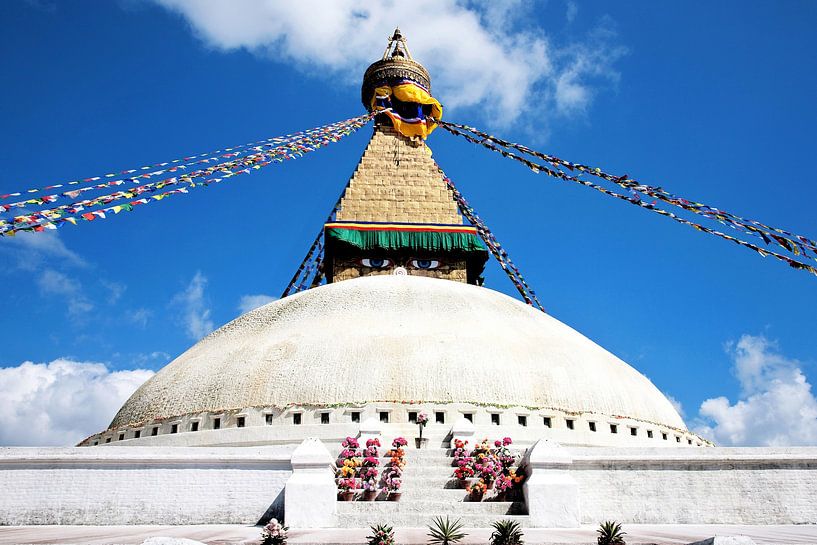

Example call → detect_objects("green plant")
489 519 524 545
427 516 466 544
367 523 396 545
597 520 626 545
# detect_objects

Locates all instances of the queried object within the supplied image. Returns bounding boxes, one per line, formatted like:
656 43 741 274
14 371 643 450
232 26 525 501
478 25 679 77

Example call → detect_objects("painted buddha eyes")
359 258 392 269
358 258 441 270
410 259 441 270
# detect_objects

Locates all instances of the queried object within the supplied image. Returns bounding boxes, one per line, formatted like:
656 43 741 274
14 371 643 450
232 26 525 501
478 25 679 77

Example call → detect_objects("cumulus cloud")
37 269 93 316
0 359 154 446
171 271 214 340
237 293 277 314
0 231 86 271
150 0 623 128
665 394 685 418
695 335 817 446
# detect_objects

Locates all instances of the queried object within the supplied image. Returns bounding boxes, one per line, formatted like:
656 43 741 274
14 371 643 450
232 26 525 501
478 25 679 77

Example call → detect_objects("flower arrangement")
338 436 361 468
337 460 357 479
260 518 288 545
337 477 356 492
381 439 405 500
382 466 402 493
453 463 475 481
494 437 516 470
367 523 395 545
466 478 487 499
474 455 500 485
364 437 380 459
416 412 429 447
494 474 514 494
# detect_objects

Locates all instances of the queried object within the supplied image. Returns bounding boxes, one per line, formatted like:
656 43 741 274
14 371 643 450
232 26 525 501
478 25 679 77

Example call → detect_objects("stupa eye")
409 259 441 270
359 258 392 269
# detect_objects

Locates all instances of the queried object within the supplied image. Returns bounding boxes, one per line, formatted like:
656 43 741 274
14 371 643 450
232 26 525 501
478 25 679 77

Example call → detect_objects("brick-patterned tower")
324 30 488 285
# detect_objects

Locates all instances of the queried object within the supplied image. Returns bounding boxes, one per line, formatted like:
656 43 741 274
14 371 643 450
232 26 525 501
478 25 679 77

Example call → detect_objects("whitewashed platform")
1 524 816 545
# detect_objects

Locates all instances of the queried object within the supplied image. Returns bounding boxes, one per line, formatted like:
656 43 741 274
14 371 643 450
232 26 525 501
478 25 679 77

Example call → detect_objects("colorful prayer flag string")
437 119 817 262
436 165 546 312
0 115 371 221
437 120 817 278
0 117 368 209
0 114 373 236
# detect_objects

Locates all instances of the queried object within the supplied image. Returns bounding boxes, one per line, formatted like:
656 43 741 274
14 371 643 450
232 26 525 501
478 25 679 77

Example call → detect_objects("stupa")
80 29 707 449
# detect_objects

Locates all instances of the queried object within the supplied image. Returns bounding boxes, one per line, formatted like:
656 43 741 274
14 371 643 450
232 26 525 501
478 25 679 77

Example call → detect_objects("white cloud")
126 307 152 328
150 0 623 128
37 269 93 316
171 271 214 340
101 280 126 304
0 231 86 271
0 359 154 446
566 1 578 23
695 335 817 446
237 293 278 314
665 394 685 418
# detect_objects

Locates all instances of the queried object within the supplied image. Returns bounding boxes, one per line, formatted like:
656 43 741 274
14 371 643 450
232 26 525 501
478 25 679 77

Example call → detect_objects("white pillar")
521 439 580 527
358 416 382 445
284 438 336 528
451 416 476 446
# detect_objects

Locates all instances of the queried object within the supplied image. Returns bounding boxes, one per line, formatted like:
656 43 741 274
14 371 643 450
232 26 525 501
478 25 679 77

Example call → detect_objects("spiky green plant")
427 516 467 544
597 521 626 545
367 523 396 545
489 519 524 545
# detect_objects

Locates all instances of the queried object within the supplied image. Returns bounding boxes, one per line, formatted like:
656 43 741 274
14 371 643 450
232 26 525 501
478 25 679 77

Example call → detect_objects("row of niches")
84 404 709 446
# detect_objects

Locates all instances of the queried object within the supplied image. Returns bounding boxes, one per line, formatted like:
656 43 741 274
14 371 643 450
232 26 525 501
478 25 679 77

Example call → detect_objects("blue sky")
1 0 816 446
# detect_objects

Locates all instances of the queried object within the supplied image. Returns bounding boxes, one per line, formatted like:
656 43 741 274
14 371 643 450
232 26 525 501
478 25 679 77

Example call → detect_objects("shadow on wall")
256 488 285 526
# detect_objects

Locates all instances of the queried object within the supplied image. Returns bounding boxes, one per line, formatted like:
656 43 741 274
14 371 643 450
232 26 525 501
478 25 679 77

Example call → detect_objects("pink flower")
503 437 513 446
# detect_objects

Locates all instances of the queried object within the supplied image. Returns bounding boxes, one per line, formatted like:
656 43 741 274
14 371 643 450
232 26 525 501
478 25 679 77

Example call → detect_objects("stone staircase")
336 448 529 528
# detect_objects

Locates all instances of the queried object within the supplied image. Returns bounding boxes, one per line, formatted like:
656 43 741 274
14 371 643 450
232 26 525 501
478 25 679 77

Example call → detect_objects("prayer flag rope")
0 117 367 209
437 120 817 277
1 115 371 224
0 114 373 236
438 119 817 263
437 165 546 312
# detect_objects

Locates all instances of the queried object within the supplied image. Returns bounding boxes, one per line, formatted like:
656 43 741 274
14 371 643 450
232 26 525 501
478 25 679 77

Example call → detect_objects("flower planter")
338 491 355 501
362 490 378 501
468 491 484 502
485 479 494 490
415 437 428 449
387 492 402 502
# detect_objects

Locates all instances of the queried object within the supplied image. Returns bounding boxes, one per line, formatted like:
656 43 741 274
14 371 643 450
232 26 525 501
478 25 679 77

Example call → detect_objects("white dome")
110 275 685 431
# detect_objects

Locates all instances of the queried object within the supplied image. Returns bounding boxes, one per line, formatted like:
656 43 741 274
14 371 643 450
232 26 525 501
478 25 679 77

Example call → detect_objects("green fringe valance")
325 227 487 254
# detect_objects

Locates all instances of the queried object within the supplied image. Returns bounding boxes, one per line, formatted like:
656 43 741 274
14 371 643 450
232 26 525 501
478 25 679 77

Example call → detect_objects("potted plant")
359 464 380 500
366 523 395 545
260 518 288 545
337 477 356 501
489 519 525 545
493 474 513 500
453 458 474 486
361 477 380 501
415 411 429 448
427 515 467 545
597 521 626 545
495 437 516 470
465 478 487 501
382 465 402 501
452 439 469 466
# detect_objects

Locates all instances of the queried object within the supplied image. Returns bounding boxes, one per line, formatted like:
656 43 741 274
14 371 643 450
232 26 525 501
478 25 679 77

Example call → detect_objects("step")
333 512 531 528
398 488 523 502
336 500 526 516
